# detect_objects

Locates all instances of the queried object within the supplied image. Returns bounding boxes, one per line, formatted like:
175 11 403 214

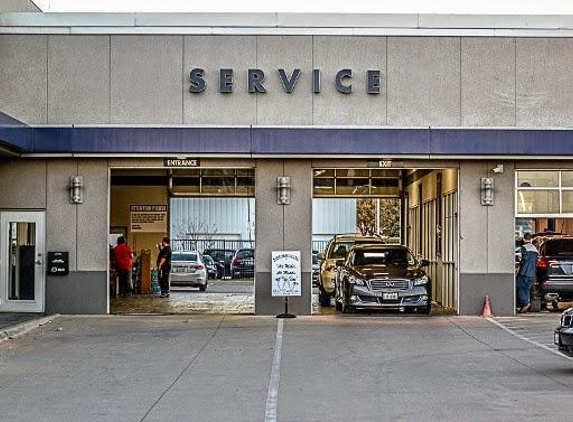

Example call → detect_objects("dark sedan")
554 307 573 356
335 244 431 314
202 254 218 279
534 236 573 310
231 248 254 279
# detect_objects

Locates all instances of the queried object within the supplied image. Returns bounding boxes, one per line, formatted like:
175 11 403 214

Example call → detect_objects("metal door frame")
0 211 45 313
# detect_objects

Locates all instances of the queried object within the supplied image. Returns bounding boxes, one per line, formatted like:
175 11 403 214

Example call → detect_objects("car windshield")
330 242 354 258
353 249 415 266
544 240 573 256
236 250 254 259
172 252 199 262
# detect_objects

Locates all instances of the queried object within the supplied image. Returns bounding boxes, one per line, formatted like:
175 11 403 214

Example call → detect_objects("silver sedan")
170 251 209 291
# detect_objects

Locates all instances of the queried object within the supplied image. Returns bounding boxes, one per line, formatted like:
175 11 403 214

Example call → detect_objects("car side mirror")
420 259 430 267
318 252 325 261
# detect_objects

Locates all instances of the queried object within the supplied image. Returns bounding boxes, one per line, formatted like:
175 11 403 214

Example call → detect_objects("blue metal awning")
2 117 573 157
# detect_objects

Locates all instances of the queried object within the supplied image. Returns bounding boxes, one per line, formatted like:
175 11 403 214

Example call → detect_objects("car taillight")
537 259 549 269
233 258 243 265
196 265 205 270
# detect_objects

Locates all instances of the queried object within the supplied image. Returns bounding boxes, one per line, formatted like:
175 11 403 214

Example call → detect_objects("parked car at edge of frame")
317 234 387 307
554 307 573 356
312 251 319 287
533 235 573 311
231 248 255 279
170 251 208 291
203 248 235 279
334 244 431 314
202 254 217 279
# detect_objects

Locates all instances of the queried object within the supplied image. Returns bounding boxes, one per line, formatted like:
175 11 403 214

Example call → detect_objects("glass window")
202 177 235 194
516 190 559 214
336 178 369 196
201 169 235 177
8 222 36 301
562 171 573 188
371 178 400 196
336 169 369 178
562 191 573 213
313 178 334 196
236 177 255 196
314 169 334 178
313 168 401 197
517 171 559 188
236 169 255 177
172 177 200 194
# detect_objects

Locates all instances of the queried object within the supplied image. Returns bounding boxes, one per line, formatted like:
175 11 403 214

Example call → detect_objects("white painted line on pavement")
487 317 573 361
265 319 284 422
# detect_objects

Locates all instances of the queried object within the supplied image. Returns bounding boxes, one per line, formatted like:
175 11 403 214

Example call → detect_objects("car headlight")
349 275 366 286
413 275 429 286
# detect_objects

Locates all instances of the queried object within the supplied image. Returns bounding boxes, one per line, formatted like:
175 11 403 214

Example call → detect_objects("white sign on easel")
271 251 301 297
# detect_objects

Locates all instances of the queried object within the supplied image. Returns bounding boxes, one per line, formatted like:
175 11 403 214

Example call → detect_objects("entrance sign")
272 251 301 297
130 205 167 233
164 158 200 168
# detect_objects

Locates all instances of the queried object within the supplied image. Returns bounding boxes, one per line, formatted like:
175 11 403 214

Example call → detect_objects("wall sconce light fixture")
480 177 494 206
276 176 291 205
70 175 84 204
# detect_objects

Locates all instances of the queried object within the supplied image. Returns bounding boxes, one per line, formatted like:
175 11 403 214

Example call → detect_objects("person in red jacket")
113 236 133 297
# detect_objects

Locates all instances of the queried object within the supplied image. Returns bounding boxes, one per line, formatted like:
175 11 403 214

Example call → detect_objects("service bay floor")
1 313 573 422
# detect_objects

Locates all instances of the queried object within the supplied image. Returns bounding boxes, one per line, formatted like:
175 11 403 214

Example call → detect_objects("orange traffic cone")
481 295 493 318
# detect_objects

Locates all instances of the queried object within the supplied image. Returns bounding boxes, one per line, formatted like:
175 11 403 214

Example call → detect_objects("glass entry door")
0 212 45 312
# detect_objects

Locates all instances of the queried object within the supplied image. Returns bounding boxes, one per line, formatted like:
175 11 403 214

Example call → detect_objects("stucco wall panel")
0 35 47 124
111 35 182 124
256 36 312 125
313 36 386 125
486 161 515 274
76 160 108 271
387 37 461 126
48 36 110 124
47 160 78 271
183 36 256 125
461 37 516 126
459 162 488 274
0 160 46 209
517 38 573 127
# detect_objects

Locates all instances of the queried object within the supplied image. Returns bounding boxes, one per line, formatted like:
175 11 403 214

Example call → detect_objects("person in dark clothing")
113 236 133 297
516 232 538 313
157 236 172 298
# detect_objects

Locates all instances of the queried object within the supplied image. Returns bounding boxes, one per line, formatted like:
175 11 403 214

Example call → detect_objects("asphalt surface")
0 312 45 331
2 314 573 422
492 312 564 353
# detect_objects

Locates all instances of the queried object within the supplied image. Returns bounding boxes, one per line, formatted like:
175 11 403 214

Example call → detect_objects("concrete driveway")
1 314 573 422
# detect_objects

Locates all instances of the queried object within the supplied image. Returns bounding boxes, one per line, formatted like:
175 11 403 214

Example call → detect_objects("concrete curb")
0 314 61 342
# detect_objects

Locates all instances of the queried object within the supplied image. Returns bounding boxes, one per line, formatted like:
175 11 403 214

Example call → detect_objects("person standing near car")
516 233 538 313
157 237 172 298
113 236 133 298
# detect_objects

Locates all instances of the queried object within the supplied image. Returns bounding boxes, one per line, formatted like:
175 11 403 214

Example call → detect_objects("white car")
170 252 208 291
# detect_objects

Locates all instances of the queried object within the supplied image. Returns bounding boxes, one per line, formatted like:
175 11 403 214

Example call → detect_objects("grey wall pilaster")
254 160 313 315
458 161 516 315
